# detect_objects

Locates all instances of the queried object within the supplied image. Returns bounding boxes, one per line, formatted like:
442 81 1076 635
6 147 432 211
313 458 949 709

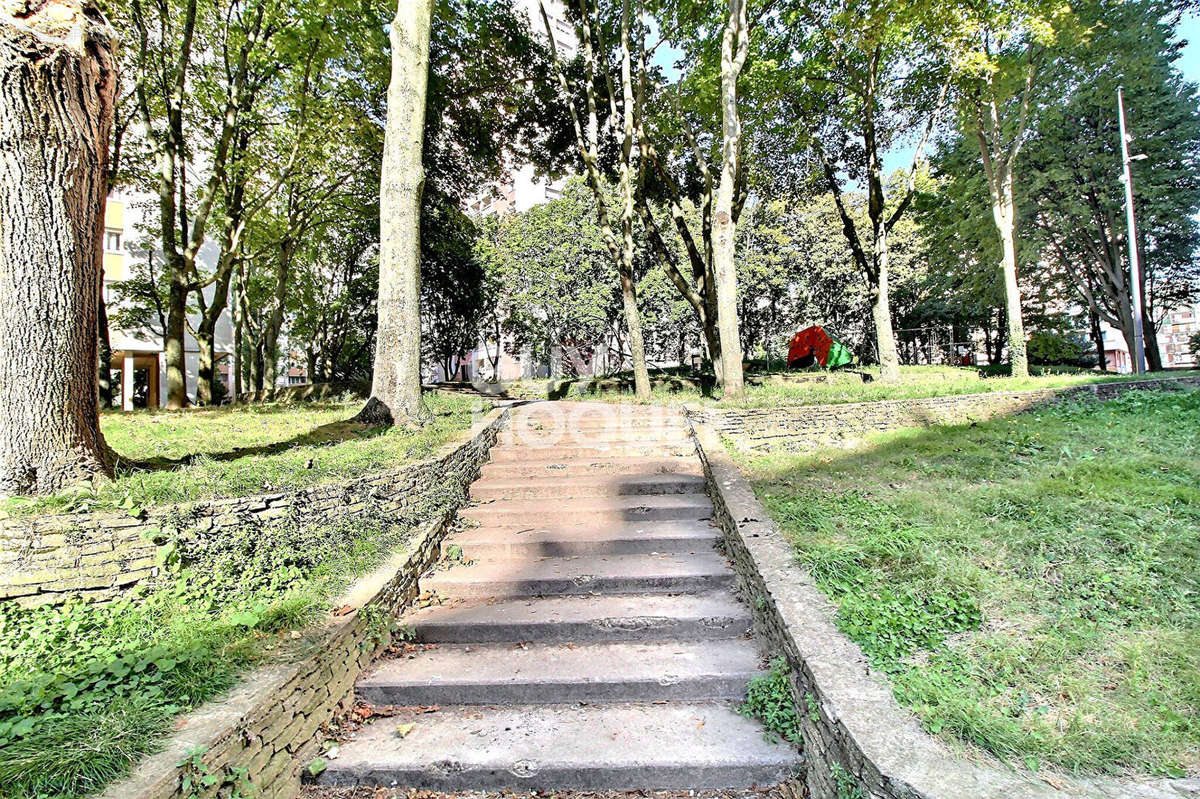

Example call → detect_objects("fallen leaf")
394 723 417 739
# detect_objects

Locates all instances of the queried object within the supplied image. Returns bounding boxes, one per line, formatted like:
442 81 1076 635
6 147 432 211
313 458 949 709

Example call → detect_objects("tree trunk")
98 278 114 408
195 330 216 405
617 0 650 399
712 0 748 399
359 0 431 426
251 340 264 395
1142 316 1163 371
261 239 295 402
164 276 189 407
232 282 243 401
871 230 901 381
1089 302 1105 372
0 0 116 495
989 171 1028 378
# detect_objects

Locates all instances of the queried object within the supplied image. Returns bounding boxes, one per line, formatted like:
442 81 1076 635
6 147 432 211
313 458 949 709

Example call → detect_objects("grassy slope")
742 389 1200 777
2 393 480 516
501 365 1200 409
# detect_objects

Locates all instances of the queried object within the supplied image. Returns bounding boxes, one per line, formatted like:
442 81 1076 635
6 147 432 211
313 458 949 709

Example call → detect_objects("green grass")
2 393 480 516
0 504 428 798
496 365 1200 409
741 388 1200 778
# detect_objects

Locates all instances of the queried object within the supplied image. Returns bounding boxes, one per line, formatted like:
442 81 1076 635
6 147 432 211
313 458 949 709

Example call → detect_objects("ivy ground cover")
742 389 1200 778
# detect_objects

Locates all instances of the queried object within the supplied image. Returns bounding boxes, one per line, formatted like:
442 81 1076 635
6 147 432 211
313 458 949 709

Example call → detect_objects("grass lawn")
1 392 480 517
0 504 427 798
497 365 1200 409
741 388 1200 778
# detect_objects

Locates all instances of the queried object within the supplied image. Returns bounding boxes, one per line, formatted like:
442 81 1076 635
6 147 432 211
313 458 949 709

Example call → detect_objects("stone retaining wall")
0 408 509 606
98 509 457 799
689 421 1198 799
688 376 1200 453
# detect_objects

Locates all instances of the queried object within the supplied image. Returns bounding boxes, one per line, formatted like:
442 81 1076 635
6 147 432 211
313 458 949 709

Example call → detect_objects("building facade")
1097 301 1200 372
103 192 235 409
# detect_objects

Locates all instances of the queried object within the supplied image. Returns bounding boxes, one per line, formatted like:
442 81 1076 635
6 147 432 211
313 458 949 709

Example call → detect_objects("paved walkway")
315 403 800 791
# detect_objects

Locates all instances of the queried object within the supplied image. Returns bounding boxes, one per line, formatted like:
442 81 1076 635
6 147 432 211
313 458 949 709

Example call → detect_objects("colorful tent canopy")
787 325 853 369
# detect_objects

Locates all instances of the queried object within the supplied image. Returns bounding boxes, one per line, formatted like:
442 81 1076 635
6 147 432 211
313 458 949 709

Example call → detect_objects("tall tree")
540 0 651 398
710 0 749 396
949 0 1076 377
122 0 288 408
637 0 784 392
782 0 951 382
359 0 433 425
1024 0 1200 371
0 0 116 494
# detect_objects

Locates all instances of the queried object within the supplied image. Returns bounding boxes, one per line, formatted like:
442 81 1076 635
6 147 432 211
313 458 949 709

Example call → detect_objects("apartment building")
1160 301 1200 368
102 192 235 409
1098 301 1200 372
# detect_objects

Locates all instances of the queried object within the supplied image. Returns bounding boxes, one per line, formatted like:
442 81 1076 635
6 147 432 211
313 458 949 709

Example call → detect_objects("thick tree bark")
712 0 749 398
359 0 432 426
1 0 116 495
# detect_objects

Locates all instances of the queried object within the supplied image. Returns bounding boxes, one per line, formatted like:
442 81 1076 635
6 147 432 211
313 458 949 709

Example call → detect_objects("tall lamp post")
1117 86 1148 374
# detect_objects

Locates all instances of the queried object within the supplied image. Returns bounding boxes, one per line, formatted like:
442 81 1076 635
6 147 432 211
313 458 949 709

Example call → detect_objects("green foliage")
178 747 256 798
0 501 425 797
1189 332 1200 360
830 763 865 799
1026 331 1089 366
740 657 803 744
747 389 1200 775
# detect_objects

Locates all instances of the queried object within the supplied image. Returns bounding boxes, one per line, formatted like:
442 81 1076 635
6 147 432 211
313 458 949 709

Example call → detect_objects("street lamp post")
1117 86 1147 374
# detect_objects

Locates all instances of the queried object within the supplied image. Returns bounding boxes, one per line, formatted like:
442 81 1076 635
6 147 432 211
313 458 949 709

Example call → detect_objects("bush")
1027 331 1093 367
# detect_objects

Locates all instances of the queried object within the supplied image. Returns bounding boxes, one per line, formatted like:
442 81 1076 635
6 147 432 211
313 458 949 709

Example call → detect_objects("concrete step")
496 427 691 443
508 412 686 430
479 457 701 481
446 520 719 558
422 552 733 599
358 640 762 705
403 592 752 644
488 443 695 461
460 495 711 527
312 702 801 790
471 474 707 501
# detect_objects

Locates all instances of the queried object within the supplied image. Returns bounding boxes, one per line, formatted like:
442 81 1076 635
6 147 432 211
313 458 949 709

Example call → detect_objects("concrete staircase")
315 404 800 791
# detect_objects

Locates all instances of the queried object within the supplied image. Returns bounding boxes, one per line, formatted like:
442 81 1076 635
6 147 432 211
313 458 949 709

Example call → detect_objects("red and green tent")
787 325 853 369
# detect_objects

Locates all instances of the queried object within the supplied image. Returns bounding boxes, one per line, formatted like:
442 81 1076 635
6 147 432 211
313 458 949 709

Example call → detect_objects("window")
105 229 122 252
